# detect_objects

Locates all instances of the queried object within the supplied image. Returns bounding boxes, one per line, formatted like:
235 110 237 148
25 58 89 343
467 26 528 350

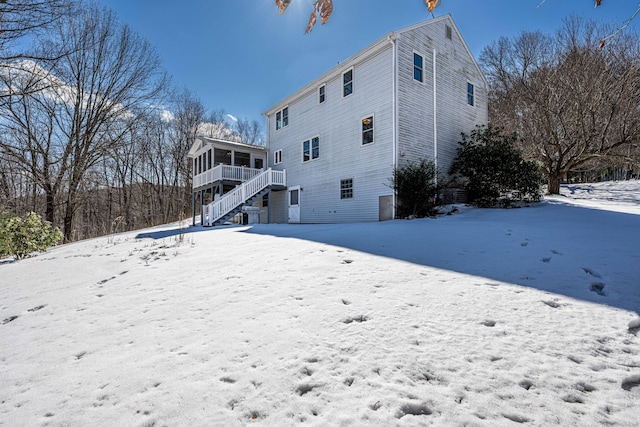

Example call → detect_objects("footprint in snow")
589 282 606 296
621 374 640 391
582 267 602 279
542 300 561 308
628 318 640 335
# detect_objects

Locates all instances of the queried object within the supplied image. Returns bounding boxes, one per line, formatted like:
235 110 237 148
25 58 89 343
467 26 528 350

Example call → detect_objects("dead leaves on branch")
425 0 440 14
305 0 333 33
275 0 291 14
275 0 333 33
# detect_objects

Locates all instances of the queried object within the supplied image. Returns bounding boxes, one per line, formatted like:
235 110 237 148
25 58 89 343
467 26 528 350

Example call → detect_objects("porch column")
200 189 205 225
192 191 197 226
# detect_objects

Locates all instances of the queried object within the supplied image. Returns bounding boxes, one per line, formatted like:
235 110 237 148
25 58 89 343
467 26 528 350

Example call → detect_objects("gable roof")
263 14 487 116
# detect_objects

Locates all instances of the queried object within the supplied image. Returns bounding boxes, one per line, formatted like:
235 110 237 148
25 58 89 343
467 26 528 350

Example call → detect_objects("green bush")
391 158 438 218
0 212 63 260
449 125 544 207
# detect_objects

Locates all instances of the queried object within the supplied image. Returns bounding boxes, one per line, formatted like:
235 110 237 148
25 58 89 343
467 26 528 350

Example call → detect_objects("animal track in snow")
582 267 602 279
502 413 529 423
27 305 46 312
395 402 432 418
542 300 561 308
621 374 640 391
541 257 551 263
590 282 606 296
2 315 18 324
482 320 496 327
296 383 318 396
343 315 369 324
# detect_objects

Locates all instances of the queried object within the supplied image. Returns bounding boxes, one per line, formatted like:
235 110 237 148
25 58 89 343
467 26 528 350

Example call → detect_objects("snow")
1 181 640 426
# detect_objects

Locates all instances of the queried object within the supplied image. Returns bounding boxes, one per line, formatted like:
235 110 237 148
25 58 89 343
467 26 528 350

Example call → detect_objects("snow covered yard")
1 181 639 426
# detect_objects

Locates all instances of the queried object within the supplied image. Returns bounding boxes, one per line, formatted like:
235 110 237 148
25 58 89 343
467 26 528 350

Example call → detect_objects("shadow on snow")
243 200 640 314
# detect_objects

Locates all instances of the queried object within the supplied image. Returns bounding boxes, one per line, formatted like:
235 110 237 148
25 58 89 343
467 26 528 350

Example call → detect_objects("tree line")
0 0 264 242
480 17 640 193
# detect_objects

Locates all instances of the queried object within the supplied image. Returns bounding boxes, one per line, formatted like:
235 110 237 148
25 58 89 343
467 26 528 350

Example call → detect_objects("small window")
446 25 452 40
362 116 374 145
343 69 353 97
274 149 282 165
275 107 289 130
340 178 353 199
207 150 212 170
413 52 424 82
302 136 319 162
467 82 474 106
319 85 326 103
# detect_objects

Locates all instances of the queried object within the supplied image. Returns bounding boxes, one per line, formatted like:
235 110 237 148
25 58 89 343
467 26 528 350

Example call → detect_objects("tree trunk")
547 174 562 195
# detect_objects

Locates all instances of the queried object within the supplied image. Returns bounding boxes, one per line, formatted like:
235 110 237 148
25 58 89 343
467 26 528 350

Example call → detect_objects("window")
413 52 424 82
302 136 319 162
276 106 289 130
362 116 374 145
319 85 326 103
343 69 353 97
214 148 231 165
234 151 251 167
207 150 212 170
340 179 353 199
467 82 474 106
274 149 282 165
446 25 452 40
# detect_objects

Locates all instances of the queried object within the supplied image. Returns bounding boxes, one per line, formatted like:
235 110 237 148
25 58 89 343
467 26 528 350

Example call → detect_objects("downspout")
264 112 272 224
432 48 438 187
388 32 397 217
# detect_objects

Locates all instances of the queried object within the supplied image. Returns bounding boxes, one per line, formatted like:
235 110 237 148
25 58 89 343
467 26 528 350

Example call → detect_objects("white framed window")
362 115 374 145
319 85 326 104
340 178 353 199
302 136 319 162
343 69 353 97
274 149 283 165
413 52 424 83
467 82 474 106
275 106 289 130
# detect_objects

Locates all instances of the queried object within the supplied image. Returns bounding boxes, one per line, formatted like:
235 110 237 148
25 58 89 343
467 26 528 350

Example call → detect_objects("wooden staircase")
202 168 286 226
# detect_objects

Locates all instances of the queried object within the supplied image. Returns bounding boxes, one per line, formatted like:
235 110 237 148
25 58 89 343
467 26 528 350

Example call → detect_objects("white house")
263 14 488 224
188 136 285 226
192 15 487 226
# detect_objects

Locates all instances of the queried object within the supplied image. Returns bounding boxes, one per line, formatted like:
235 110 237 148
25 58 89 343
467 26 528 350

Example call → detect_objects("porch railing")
204 168 286 226
193 164 263 189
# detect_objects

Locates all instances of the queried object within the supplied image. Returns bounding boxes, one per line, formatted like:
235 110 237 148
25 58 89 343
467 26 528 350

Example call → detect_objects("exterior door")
288 186 301 223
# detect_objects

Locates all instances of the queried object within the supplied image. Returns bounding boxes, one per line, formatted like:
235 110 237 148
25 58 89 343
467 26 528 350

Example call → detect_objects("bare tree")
0 1 166 241
234 118 265 146
0 0 72 61
480 17 640 193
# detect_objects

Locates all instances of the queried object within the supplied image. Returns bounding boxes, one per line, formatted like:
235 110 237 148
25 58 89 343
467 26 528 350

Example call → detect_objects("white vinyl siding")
268 47 394 223
396 18 487 174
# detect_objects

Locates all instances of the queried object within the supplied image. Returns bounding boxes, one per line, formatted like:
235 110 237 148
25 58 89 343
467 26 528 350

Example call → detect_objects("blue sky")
99 0 638 125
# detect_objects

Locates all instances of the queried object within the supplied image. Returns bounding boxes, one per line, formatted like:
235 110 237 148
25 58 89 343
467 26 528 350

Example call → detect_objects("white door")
288 186 300 223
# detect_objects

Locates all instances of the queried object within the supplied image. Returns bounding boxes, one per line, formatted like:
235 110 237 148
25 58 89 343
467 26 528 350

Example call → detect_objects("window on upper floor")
446 25 452 40
362 116 374 145
319 85 326 104
340 178 353 199
276 106 289 130
414 52 424 83
274 149 282 165
303 136 319 162
343 69 353 97
467 82 475 106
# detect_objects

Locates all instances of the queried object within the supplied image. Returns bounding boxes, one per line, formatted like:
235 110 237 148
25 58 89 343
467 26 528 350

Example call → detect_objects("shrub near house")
0 212 63 260
450 125 544 207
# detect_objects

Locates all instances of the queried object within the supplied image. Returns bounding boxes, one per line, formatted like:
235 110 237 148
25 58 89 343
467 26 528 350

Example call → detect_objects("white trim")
412 50 426 84
318 84 326 104
274 149 283 165
339 177 354 200
342 68 354 98
302 135 321 163
361 114 375 146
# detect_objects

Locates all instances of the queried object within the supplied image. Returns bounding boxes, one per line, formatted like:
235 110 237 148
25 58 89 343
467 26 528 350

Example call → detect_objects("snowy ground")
1 181 640 426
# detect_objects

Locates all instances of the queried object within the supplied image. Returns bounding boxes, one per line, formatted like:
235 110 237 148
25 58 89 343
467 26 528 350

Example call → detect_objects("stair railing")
204 168 286 225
